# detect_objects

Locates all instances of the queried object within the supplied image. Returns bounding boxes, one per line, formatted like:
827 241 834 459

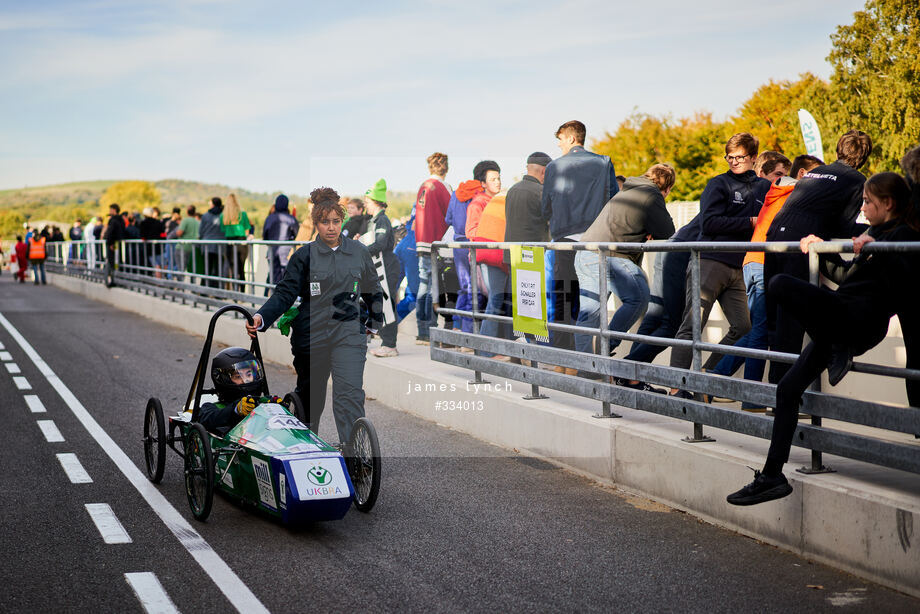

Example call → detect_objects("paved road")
1 275 917 613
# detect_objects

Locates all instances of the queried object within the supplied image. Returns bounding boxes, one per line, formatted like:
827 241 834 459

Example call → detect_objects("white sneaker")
371 346 399 358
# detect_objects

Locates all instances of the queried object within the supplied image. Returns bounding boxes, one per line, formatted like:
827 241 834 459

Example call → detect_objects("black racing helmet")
211 347 264 400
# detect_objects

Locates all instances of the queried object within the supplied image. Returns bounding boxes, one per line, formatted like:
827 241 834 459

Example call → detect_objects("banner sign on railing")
510 245 549 342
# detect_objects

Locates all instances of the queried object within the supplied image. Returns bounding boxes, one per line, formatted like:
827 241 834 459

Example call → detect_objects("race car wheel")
184 423 215 521
143 397 166 483
282 392 309 428
347 417 381 513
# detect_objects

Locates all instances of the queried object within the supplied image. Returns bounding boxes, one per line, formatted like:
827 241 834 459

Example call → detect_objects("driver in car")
199 347 269 434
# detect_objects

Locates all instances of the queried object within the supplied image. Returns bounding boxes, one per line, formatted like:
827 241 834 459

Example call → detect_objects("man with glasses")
668 133 771 397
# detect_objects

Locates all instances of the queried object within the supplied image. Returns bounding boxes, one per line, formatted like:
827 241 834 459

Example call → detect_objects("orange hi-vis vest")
28 236 46 260
743 182 795 267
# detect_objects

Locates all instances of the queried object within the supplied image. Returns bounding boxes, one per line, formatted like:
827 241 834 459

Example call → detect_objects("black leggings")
763 274 888 475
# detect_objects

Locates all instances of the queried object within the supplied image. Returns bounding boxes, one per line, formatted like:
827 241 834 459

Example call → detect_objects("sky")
0 0 867 196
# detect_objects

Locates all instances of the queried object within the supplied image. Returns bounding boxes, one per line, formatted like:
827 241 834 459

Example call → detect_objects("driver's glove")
235 395 257 417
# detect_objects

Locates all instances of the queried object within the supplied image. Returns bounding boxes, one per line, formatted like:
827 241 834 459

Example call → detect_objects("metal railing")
44 239 304 310
429 239 920 476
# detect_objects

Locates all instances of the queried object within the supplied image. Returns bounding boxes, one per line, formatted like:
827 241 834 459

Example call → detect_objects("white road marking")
0 350 12 360
37 419 64 442
5 362 21 374
0 311 270 614
13 376 31 390
828 588 868 607
124 572 180 614
85 503 132 544
57 453 92 483
24 395 46 413
0 341 5 349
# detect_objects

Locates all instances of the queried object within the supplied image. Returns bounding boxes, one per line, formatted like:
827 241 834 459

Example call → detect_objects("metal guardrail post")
430 247 440 340
684 248 714 443
799 246 834 474
521 244 548 401
468 246 488 385
594 246 619 419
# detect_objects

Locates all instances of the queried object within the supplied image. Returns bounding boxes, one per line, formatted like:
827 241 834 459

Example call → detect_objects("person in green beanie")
363 179 402 357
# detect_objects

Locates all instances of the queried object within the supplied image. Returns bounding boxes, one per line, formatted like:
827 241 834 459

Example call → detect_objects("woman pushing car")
246 187 385 445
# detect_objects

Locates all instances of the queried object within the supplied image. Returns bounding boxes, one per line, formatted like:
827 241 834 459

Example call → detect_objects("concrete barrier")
50 273 920 598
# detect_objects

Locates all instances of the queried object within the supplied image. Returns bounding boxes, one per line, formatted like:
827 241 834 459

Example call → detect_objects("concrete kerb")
49 273 920 598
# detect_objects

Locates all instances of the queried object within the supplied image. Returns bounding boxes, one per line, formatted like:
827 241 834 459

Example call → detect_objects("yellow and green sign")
510 245 548 342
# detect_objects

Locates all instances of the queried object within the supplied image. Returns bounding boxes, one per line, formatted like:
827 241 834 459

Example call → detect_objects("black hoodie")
698 169 770 267
767 161 867 242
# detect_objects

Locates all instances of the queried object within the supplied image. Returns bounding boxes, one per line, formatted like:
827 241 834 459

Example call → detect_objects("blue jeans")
711 262 767 386
453 248 474 333
395 231 419 322
478 263 511 357
416 253 432 338
30 260 47 284
625 249 689 363
574 251 650 355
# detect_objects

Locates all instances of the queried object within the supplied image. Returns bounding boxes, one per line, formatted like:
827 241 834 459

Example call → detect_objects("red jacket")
15 240 28 263
414 177 451 253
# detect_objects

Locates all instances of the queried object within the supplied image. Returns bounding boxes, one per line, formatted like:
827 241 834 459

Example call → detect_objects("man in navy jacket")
541 120 618 357
668 133 770 393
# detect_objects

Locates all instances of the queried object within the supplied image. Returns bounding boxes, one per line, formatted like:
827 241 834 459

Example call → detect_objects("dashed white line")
0 310 270 614
0 350 12 360
13 376 31 390
5 362 21 374
24 395 46 413
124 572 180 614
57 453 93 484
85 503 132 544
0 341 6 350
37 419 64 442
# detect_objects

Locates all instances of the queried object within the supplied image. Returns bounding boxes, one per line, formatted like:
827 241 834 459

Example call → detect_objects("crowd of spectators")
8 118 919 506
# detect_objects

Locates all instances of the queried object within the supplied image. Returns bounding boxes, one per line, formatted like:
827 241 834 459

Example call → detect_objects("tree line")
594 0 919 201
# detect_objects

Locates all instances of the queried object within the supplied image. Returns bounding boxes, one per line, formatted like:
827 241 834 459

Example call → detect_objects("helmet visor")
228 359 263 385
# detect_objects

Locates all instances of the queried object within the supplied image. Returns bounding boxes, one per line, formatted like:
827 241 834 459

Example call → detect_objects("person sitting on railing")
727 171 920 506
667 133 770 397
764 131 872 385
572 164 676 385
899 145 920 408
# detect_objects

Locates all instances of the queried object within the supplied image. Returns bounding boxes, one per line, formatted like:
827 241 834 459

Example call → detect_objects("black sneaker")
671 389 693 400
615 378 666 394
727 471 793 506
827 344 852 386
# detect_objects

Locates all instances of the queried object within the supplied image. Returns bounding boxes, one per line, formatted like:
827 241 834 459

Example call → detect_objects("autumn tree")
593 111 729 201
730 73 836 161
828 0 920 172
99 180 161 215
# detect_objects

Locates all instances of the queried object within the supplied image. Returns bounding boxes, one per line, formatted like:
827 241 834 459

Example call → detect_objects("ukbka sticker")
310 282 321 296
